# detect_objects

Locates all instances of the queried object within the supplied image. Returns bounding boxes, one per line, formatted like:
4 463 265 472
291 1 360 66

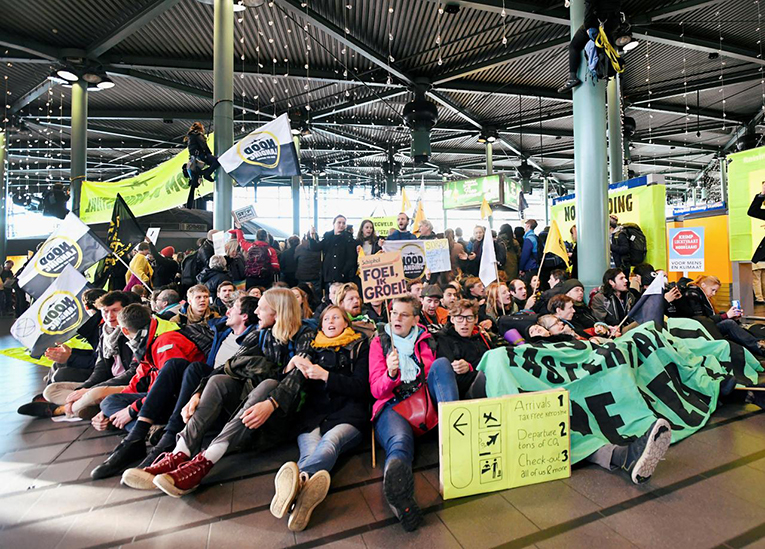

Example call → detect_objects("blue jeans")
427 358 461 404
164 361 214 443
137 358 190 424
297 424 362 475
374 402 415 467
100 392 145 432
718 319 763 357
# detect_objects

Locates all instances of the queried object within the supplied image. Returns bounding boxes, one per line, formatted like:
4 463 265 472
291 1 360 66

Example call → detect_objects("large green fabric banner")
477 318 762 464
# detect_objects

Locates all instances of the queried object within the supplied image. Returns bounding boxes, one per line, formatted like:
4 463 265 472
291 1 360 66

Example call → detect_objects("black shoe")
557 77 582 93
623 419 672 484
17 401 59 418
91 437 147 480
182 164 189 179
137 441 173 469
747 390 765 410
203 172 215 182
383 458 422 532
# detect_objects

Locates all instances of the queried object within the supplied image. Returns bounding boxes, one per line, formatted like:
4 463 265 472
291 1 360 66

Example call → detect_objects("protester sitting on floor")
333 282 375 338
146 289 315 497
433 299 491 400
119 296 262 487
19 291 133 418
441 283 460 311
463 277 486 303
420 285 448 334
197 254 233 296
270 305 370 532
560 279 605 336
590 268 636 326
132 285 151 306
211 281 237 316
485 282 516 319
170 284 219 327
369 295 436 532
509 278 536 311
292 286 314 321
537 313 581 339
547 295 590 338
408 280 424 301
249 286 264 299
675 275 765 357
313 282 342 321
90 304 206 479
363 298 388 324
154 289 183 320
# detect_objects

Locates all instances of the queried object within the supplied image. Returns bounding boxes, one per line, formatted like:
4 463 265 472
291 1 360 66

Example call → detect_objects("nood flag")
12 266 90 359
18 213 110 299
218 114 300 186
477 318 762 464
94 194 146 288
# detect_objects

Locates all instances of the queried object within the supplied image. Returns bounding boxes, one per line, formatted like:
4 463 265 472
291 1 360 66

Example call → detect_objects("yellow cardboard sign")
439 389 571 500
370 216 397 237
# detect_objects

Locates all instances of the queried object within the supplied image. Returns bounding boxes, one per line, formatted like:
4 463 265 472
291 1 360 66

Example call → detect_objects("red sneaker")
121 452 190 491
153 453 214 498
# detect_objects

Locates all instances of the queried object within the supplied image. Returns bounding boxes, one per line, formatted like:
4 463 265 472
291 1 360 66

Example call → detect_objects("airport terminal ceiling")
1 0 764 203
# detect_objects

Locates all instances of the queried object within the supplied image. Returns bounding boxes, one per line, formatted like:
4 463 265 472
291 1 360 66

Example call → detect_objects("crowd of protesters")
12 211 765 534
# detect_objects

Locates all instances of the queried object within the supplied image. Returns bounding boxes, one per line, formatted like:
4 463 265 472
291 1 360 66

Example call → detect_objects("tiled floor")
0 324 764 548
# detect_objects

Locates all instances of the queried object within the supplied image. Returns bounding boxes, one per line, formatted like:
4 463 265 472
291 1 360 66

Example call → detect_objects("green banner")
443 174 502 210
79 136 215 225
727 145 765 261
477 318 761 464
551 176 667 270
503 177 521 211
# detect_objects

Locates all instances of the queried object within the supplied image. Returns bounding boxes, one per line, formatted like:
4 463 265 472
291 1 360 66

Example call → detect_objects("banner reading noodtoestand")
79 137 215 224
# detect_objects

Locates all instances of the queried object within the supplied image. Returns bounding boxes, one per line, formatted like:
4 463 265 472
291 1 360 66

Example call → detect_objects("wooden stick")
734 385 765 391
111 251 151 291
494 262 506 316
371 427 377 469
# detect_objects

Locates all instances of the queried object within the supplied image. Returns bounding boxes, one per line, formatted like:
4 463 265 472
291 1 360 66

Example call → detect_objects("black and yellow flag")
94 194 146 289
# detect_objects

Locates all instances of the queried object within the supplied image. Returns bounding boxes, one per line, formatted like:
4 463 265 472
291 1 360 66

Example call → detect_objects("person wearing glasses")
431 299 493 401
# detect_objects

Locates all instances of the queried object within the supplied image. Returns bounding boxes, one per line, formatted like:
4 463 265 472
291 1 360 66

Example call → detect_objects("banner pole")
112 252 152 291
536 252 546 281
495 262 506 316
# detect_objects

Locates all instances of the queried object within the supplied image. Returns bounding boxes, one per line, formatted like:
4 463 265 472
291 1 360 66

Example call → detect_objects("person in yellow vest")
127 242 154 286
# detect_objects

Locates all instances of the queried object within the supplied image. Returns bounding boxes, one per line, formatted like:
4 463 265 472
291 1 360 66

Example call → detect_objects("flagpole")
111 251 152 291
494 262 506 316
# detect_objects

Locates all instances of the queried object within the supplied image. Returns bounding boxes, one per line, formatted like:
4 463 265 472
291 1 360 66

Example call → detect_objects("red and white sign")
668 227 704 273
671 230 701 256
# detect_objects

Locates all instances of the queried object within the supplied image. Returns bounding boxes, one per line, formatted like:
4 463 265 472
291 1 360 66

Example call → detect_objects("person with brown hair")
291 286 314 320
270 305 369 531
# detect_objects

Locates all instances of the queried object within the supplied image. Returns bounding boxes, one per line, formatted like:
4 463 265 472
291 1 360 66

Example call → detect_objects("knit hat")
560 278 584 295
160 246 175 258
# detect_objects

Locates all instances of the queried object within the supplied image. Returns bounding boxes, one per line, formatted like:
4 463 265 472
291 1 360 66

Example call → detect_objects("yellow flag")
412 201 426 234
543 219 570 267
401 188 412 212
480 197 493 220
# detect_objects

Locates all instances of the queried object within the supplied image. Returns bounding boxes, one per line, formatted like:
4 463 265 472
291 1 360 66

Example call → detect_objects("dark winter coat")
675 286 725 324
226 255 246 281
748 194 765 263
294 241 323 283
309 230 358 284
590 290 636 326
186 131 211 156
197 266 233 295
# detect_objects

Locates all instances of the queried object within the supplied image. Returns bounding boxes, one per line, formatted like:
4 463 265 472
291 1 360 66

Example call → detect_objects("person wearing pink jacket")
369 294 459 533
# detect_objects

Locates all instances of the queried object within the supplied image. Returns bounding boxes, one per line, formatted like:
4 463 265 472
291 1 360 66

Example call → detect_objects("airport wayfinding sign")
439 389 571 500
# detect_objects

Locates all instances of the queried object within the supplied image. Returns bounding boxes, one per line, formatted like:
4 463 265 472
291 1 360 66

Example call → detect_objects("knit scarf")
385 324 421 383
312 327 361 349
100 322 122 359
127 327 149 363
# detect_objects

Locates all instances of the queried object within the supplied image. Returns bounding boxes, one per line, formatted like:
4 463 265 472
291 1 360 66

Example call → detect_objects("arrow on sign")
453 413 468 436
487 433 499 446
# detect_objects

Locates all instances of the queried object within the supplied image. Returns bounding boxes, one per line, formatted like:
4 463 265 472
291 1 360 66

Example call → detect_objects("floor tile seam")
709 520 765 549
0 431 118 455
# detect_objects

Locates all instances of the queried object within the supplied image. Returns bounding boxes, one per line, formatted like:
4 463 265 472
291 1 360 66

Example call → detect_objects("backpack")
245 244 272 278
621 223 647 265
181 252 201 286
585 26 624 83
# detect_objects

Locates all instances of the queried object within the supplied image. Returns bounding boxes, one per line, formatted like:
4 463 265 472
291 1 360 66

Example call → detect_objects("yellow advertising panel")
438 389 571 500
727 146 765 261
551 176 667 269
370 216 397 237
79 136 215 224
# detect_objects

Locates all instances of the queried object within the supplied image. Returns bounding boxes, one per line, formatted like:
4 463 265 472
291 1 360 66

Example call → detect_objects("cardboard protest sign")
424 239 451 273
11 265 91 359
359 252 408 302
146 227 161 245
382 240 427 281
212 231 229 257
233 205 257 224
668 227 705 273
439 389 571 500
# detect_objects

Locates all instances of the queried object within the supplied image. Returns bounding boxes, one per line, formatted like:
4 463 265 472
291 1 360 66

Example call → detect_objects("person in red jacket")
90 304 205 479
232 226 280 290
369 295 442 533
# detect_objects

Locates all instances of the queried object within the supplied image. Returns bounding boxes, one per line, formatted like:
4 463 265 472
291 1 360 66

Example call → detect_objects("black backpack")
245 245 273 278
621 223 647 265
